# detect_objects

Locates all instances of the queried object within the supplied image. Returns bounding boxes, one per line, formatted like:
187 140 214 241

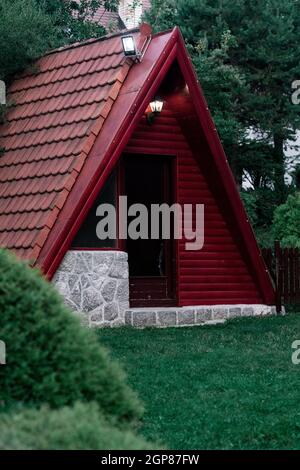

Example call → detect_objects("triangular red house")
0 25 275 326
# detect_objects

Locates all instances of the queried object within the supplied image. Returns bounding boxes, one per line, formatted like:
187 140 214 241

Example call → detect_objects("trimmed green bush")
0 249 142 425
0 402 153 450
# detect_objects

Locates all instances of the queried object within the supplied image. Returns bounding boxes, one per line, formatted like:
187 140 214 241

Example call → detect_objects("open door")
123 154 177 307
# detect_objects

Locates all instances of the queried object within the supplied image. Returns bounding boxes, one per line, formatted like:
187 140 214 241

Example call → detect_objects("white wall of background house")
243 129 300 189
286 131 300 182
118 0 151 28
73 0 151 30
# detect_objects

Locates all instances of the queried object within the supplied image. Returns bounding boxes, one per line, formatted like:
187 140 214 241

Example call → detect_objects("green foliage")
0 0 58 82
0 402 153 450
144 0 175 32
240 191 258 227
0 1 120 83
241 187 284 248
0 249 142 425
99 314 300 449
37 0 119 43
192 30 247 164
254 226 275 249
0 0 119 122
273 193 300 248
254 187 280 228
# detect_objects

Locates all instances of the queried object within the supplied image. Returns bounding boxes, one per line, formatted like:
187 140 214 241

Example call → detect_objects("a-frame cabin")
0 25 275 327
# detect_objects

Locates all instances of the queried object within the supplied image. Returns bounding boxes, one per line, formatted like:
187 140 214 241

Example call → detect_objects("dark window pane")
72 171 117 249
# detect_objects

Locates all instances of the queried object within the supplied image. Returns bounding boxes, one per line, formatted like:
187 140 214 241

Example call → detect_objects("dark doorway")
124 154 177 307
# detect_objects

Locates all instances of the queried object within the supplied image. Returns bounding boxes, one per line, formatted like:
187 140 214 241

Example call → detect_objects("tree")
230 0 300 203
0 0 57 83
0 0 120 84
192 31 248 186
272 193 300 247
0 0 119 122
37 0 119 43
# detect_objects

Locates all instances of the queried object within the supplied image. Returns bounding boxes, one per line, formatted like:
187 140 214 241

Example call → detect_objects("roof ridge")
43 26 140 57
37 27 173 60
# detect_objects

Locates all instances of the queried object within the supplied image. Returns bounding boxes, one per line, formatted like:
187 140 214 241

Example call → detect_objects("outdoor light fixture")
121 24 153 63
121 35 139 59
149 98 164 114
146 97 164 125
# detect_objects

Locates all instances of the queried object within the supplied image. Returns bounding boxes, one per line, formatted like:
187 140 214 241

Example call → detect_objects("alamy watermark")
292 340 300 365
0 80 6 105
291 80 300 104
0 340 6 365
95 197 205 251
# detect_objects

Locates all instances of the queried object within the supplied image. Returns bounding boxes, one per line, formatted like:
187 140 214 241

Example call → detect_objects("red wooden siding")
125 106 263 306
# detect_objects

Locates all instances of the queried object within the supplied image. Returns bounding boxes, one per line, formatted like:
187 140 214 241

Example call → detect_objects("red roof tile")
72 1 124 31
91 6 124 31
0 28 140 259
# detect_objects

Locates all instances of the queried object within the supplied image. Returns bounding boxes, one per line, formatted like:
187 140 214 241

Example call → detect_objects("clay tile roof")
91 6 124 31
72 1 124 31
0 28 140 261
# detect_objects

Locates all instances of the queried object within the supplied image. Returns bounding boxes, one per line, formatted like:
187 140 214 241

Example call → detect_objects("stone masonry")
53 250 278 328
125 305 278 328
53 250 129 327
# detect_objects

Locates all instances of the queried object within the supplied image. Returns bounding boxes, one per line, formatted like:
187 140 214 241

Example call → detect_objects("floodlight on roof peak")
121 35 141 61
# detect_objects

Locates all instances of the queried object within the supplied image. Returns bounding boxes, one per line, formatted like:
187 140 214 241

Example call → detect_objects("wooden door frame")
119 152 178 307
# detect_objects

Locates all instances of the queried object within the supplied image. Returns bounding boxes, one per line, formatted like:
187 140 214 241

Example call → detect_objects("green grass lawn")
97 314 300 450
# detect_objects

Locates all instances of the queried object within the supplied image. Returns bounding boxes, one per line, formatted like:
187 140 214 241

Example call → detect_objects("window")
71 171 117 249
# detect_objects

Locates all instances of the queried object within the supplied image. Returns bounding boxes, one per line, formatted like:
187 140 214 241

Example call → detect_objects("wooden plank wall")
125 106 263 306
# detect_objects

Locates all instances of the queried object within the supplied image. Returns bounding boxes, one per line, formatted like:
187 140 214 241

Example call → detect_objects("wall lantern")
146 98 164 125
121 35 140 60
149 98 164 114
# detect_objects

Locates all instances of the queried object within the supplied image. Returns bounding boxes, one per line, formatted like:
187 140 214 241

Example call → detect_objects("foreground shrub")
0 249 142 425
0 402 153 450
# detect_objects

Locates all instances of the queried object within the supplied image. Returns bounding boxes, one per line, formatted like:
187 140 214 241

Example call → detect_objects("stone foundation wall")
53 250 278 328
53 250 129 327
125 305 278 328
